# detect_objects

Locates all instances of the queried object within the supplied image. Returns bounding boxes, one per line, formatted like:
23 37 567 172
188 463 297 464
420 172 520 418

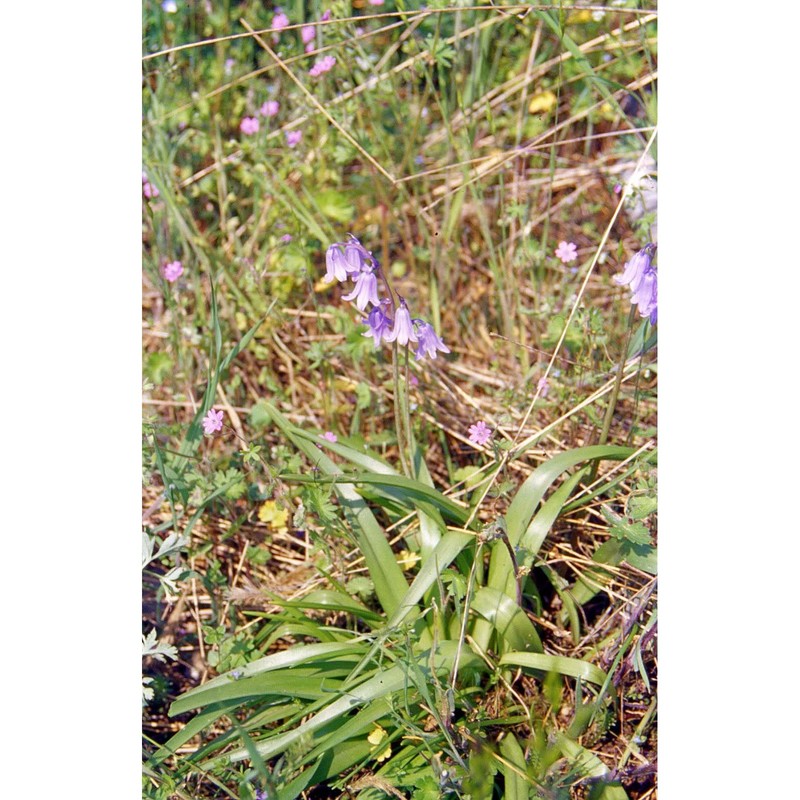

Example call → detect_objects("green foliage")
149 403 638 796
601 506 653 547
144 351 174 385
143 3 657 797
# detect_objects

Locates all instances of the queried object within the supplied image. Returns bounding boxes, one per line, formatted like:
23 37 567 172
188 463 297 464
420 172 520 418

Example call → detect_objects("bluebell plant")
614 242 657 325
325 234 450 360
324 233 449 476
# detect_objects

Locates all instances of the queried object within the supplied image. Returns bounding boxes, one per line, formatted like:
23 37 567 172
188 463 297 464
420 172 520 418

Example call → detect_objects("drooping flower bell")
613 243 657 325
384 298 417 345
413 321 450 360
362 300 392 347
342 262 381 310
325 234 374 284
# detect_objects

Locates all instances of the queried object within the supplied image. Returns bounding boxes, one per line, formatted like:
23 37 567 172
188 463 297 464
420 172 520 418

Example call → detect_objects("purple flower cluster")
325 235 450 361
240 116 259 135
309 55 336 77
142 171 159 199
272 11 289 31
613 243 657 325
260 100 279 118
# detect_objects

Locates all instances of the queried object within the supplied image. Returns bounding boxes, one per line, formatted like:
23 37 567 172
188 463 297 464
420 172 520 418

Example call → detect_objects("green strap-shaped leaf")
383 529 476 631
285 471 469 527
499 651 607 686
270 590 384 624
473 446 633 652
498 733 532 800
172 641 367 711
170 664 356 716
505 446 633 547
222 642 484 764
290 433 450 558
262 401 409 616
470 587 543 653
489 469 586 604
559 736 631 798
149 699 246 765
276 740 374 800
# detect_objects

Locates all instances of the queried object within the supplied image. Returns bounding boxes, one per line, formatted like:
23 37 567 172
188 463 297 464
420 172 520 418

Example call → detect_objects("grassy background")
141 3 658 798
7 3 799 800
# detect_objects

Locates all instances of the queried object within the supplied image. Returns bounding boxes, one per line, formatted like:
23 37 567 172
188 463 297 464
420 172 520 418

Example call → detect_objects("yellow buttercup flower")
368 725 391 762
258 500 289 533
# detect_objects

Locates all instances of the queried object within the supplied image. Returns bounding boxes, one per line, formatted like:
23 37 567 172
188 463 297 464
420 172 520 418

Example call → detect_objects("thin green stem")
587 304 637 483
392 342 410 477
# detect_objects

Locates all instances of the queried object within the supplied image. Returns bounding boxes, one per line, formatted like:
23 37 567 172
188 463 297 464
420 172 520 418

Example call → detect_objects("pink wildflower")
301 25 315 44
286 130 302 148
272 11 289 30
537 376 550 397
240 117 260 135
321 431 338 443
368 0 385 5
306 43 315 53
309 55 336 77
555 241 577 264
161 261 184 283
202 408 224 435
142 173 159 199
260 100 279 117
280 234 293 243
321 10 331 21
468 421 492 447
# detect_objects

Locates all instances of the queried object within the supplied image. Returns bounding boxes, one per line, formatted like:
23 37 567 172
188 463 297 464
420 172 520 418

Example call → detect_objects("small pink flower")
468 421 492 447
614 183 622 194
305 43 315 53
240 116 259 135
286 130 302 148
260 100 279 117
309 55 336 77
321 431 338 443
161 260 184 283
368 0 384 5
272 11 289 30
555 241 577 264
142 173 159 199
280 233 293 243
301 25 315 44
537 376 550 397
202 408 224 435
321 10 331 21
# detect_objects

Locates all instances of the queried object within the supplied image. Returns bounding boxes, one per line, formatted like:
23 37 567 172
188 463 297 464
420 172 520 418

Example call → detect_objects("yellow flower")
528 90 557 115
396 550 420 571
258 500 289 533
566 9 593 24
368 725 391 762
